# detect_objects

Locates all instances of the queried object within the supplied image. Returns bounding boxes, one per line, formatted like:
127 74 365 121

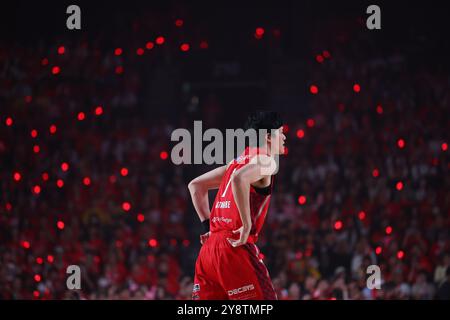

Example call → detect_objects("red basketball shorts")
192 230 277 300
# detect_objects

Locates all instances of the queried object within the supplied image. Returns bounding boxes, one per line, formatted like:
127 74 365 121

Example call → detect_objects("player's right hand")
200 231 210 245
227 226 250 247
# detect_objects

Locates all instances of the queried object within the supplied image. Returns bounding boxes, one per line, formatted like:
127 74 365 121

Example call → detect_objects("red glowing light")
49 124 57 134
397 250 405 259
309 85 318 94
376 105 383 114
120 167 128 177
95 106 103 116
83 177 91 186
375 246 382 255
148 239 158 247
334 220 343 230
41 58 48 66
136 48 144 56
57 221 65 230
160 151 169 160
114 48 122 56
298 195 307 205
109 175 117 184
13 172 21 182
33 185 41 194
397 139 405 149
396 181 404 191
183 239 190 247
358 211 366 220
47 255 54 263
36 257 43 264
323 50 331 58
33 145 40 154
22 241 30 249
33 291 40 298
353 84 361 93
61 162 69 172
42 172 49 181
372 168 379 178
385 226 393 235
180 43 190 52
146 42 154 50
156 36 165 45
200 40 209 49
31 129 38 138
137 213 145 223
51 66 60 75
306 119 315 128
442 143 448 151
56 179 64 188
122 202 131 212
115 66 124 74
316 55 324 63
283 124 289 133
296 129 305 139
77 112 85 121
5 203 12 211
255 27 265 37
5 117 13 126
175 19 184 27
34 274 41 282
57 46 65 55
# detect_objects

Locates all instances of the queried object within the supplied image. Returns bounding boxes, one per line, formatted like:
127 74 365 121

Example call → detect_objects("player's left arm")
228 155 277 247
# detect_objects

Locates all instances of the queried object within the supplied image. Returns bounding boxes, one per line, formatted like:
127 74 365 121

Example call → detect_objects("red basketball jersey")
209 147 274 244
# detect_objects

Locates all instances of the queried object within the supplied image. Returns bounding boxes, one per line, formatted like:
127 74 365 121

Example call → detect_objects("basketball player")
188 111 286 300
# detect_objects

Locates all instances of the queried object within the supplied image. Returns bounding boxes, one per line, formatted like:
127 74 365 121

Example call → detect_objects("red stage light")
385 226 393 235
5 203 12 211
34 274 41 282
42 172 49 181
33 291 40 298
114 48 122 56
175 19 184 27
77 112 85 121
156 36 165 45
83 177 91 186
334 220 343 230
353 83 361 92
316 55 324 63
41 58 49 66
51 66 60 75
49 124 57 134
296 129 305 139
95 106 103 116
109 175 117 184
397 139 405 149
137 213 145 222
148 239 158 247
255 27 265 37
146 42 154 50
31 129 38 138
122 202 131 212
57 46 65 55
33 145 40 154
372 168 379 178
61 162 69 172
396 181 404 191
200 40 209 49
56 179 64 188
309 85 318 94
36 257 43 264
397 250 405 259
120 167 128 177
180 43 190 52
33 185 41 194
306 119 315 128
47 255 54 263
115 66 124 74
442 143 448 151
57 221 65 230
323 50 331 58
22 241 30 249
375 246 382 255
358 211 366 220
13 172 21 182
5 117 13 126
160 151 168 160
298 195 307 205
136 48 144 56
183 239 190 247
376 105 383 114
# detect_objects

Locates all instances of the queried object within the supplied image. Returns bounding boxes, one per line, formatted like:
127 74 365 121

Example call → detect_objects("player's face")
268 126 286 155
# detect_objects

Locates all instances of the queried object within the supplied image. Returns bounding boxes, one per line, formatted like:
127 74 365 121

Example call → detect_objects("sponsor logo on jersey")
215 200 231 209
227 284 255 296
212 216 232 224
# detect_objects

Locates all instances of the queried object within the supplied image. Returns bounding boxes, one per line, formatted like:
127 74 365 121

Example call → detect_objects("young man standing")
188 111 286 300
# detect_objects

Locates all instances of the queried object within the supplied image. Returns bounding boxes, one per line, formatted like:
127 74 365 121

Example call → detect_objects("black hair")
244 111 283 132
243 111 283 147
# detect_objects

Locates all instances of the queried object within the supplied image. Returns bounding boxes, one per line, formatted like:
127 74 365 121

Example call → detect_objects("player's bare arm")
228 155 277 247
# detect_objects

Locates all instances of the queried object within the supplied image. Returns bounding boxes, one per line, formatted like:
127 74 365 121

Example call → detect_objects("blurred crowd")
0 5 449 300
